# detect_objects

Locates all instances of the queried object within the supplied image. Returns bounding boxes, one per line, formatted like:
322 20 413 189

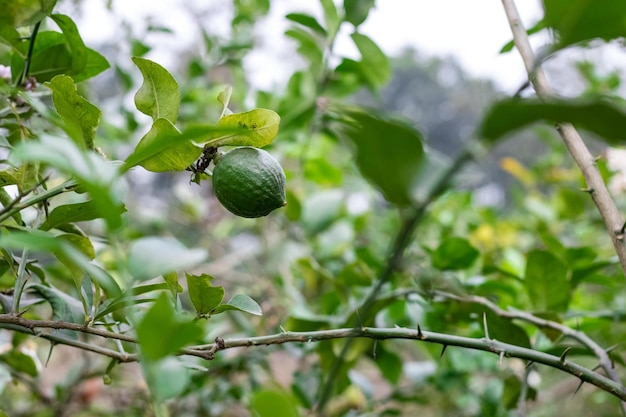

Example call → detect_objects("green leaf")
132 57 180 124
0 0 57 27
29 283 85 330
286 13 327 36
50 14 88 75
10 135 123 230
142 357 190 402
217 85 233 117
543 0 626 51
0 349 39 377
524 249 570 312
320 0 340 37
372 345 402 384
72 48 110 82
250 387 301 417
285 28 324 68
350 33 390 89
334 108 425 206
212 294 262 316
499 20 546 53
185 273 224 316
485 311 531 348
128 237 208 281
432 237 480 271
344 0 375 27
0 408 8 417
0 26 22 52
11 31 71 82
136 293 203 361
40 200 125 231
122 123 246 173
134 118 201 172
45 75 101 150
481 98 626 145
203 108 281 148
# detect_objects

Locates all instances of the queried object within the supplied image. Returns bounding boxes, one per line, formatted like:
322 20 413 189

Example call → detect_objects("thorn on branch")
483 312 490 340
580 187 594 194
574 380 585 397
525 361 534 369
440 344 448 358
417 324 424 340
372 340 378 359
559 347 573 364
499 351 505 368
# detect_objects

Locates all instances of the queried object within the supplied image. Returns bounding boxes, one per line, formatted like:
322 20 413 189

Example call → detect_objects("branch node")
559 347 573 364
440 344 448 358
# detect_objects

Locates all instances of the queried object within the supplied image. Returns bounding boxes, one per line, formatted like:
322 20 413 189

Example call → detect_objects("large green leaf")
0 0 56 26
136 293 203 361
524 249 570 313
285 28 324 67
185 273 224 317
480 98 626 145
133 118 201 172
45 75 101 150
10 135 123 229
132 57 180 124
543 0 626 51
40 200 125 231
334 108 425 206
128 237 208 281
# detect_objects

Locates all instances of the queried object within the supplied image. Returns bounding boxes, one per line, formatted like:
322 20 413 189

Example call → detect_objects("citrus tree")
1 0 626 416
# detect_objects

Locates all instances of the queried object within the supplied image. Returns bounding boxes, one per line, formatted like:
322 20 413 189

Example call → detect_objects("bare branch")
500 0 626 277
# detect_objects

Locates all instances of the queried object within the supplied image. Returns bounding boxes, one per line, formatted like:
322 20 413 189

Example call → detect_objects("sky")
61 0 593 94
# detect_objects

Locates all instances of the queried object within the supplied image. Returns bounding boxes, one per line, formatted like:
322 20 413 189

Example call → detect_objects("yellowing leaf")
203 108 280 148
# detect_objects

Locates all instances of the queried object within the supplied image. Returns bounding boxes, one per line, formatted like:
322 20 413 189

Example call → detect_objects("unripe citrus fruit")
212 146 287 218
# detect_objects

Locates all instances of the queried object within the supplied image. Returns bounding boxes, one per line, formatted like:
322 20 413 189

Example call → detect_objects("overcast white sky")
66 0 603 94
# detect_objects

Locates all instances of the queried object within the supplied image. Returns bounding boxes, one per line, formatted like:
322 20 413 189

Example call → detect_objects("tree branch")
433 290 626 413
2 314 625 402
500 0 626 277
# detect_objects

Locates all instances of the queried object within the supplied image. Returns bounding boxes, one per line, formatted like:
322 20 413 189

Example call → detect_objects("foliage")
0 1 625 417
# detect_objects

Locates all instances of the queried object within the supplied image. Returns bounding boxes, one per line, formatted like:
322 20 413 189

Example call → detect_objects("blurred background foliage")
1 0 626 416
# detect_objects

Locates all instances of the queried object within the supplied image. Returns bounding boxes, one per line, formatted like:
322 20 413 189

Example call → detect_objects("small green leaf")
481 98 626 145
0 349 39 377
163 272 181 298
285 28 324 68
45 75 102 150
133 118 201 172
499 20 546 53
0 25 22 52
50 14 88 74
40 200 125 231
185 273 224 316
132 57 180 124
485 311 531 348
351 33 390 89
320 0 340 37
525 249 570 312
136 293 203 361
128 237 208 282
432 237 480 271
344 0 375 27
250 387 300 417
203 108 280 148
372 345 402 384
142 357 190 402
72 48 110 82
212 294 262 316
286 13 327 36
217 85 233 117
334 108 424 206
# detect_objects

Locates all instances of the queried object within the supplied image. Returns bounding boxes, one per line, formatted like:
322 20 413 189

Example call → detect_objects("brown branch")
500 0 626 277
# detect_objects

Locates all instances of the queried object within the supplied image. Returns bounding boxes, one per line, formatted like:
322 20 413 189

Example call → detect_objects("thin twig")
15 21 41 87
500 0 626 277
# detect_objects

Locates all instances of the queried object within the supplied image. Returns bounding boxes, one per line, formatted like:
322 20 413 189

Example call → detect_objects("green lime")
212 146 287 218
